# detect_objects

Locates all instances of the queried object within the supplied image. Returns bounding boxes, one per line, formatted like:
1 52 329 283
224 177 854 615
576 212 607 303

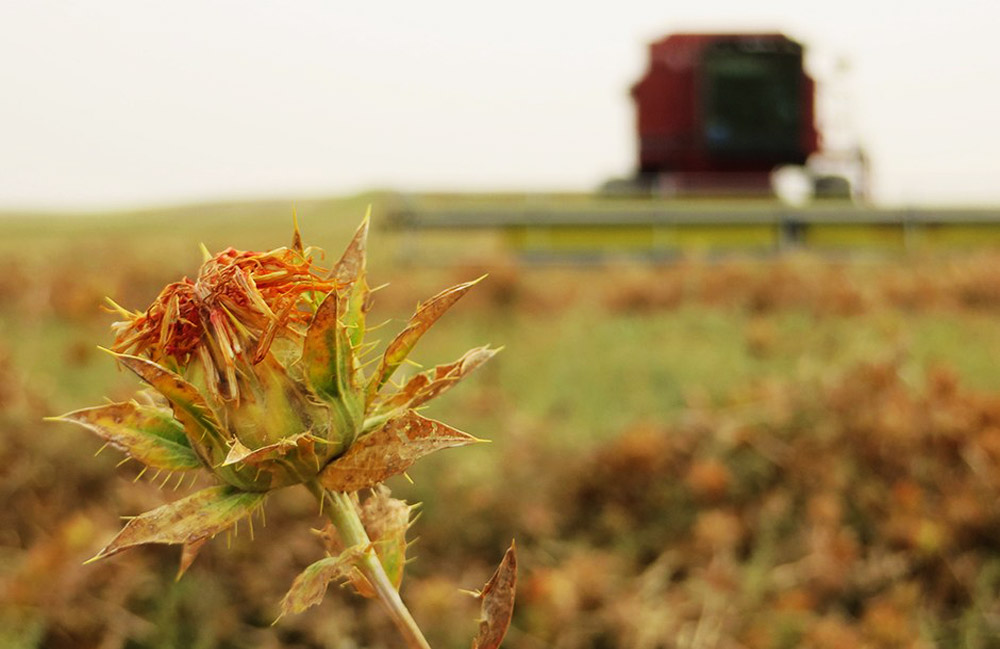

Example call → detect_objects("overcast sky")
1 1 998 210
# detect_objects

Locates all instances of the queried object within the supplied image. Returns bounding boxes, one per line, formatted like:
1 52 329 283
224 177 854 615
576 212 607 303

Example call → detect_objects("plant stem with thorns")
307 481 431 649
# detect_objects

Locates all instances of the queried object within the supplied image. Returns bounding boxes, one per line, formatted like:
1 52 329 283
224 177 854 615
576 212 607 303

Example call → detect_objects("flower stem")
307 482 432 649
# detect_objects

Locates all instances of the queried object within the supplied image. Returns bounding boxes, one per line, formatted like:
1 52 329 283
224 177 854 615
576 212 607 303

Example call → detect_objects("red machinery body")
631 33 820 193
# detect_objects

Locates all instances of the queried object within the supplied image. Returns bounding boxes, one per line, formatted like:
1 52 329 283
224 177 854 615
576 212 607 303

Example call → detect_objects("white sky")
1 1 998 210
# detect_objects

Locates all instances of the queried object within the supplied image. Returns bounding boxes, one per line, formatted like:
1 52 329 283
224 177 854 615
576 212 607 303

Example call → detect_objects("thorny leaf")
316 494 412 601
339 264 371 351
302 291 356 401
302 291 365 447
320 520 378 599
318 410 483 492
234 354 331 452
367 278 483 403
374 345 498 415
290 211 304 255
91 486 266 562
50 401 201 471
330 212 368 287
221 433 316 467
177 537 209 580
111 351 229 465
471 541 518 649
277 546 367 619
222 439 255 466
330 214 372 349
316 524 376 599
359 486 412 590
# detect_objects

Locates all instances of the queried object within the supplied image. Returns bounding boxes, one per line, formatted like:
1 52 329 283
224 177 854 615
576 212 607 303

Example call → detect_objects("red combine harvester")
629 32 850 199
388 31 1000 259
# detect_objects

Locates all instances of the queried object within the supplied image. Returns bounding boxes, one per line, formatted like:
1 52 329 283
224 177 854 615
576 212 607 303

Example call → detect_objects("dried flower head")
109 244 337 400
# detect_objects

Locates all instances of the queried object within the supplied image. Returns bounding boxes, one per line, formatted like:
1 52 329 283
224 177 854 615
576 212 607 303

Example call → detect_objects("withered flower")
51 215 515 649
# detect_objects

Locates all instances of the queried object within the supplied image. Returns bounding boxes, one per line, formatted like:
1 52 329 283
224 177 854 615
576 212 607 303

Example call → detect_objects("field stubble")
2 200 1000 648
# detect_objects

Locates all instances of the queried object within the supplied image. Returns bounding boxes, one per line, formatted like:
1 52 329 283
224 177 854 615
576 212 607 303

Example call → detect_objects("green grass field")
3 194 1000 648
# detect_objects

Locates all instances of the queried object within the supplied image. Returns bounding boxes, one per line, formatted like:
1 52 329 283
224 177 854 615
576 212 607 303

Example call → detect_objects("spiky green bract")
49 402 200 471
89 486 266 561
302 290 364 451
108 350 333 492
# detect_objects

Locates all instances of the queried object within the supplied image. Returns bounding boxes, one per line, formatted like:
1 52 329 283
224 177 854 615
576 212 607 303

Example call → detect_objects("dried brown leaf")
375 345 498 414
330 213 369 287
331 214 372 351
291 211 304 255
221 432 313 467
367 277 483 403
278 546 366 618
319 410 482 492
359 486 412 590
176 537 209 580
472 541 518 649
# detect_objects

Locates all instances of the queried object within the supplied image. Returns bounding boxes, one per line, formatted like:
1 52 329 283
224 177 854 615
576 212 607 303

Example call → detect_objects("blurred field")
3 194 1000 648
